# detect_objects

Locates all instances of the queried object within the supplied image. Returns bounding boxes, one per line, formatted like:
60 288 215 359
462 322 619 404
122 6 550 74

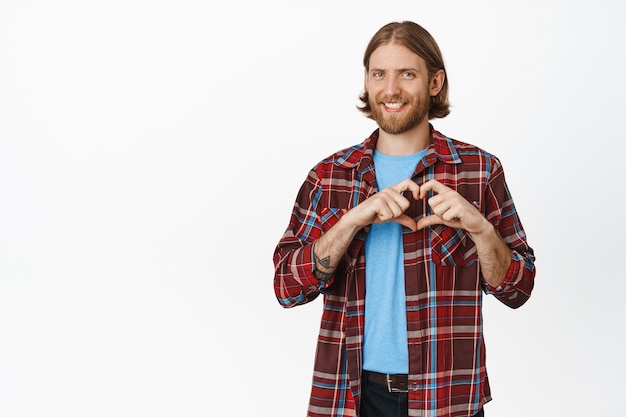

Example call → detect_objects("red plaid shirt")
273 126 536 417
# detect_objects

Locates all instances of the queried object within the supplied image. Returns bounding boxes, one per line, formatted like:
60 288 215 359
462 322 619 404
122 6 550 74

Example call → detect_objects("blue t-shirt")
363 148 427 374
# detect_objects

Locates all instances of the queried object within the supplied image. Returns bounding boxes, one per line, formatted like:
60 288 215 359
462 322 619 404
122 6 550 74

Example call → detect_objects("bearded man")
273 20 536 417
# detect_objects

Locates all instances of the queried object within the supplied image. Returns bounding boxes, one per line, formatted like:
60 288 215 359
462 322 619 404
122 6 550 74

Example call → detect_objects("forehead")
368 42 425 70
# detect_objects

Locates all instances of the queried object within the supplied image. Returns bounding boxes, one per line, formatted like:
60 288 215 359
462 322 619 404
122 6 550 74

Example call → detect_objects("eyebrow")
369 67 420 73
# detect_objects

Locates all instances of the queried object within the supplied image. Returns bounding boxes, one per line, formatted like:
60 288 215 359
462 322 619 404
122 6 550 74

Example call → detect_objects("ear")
363 68 369 90
429 69 445 97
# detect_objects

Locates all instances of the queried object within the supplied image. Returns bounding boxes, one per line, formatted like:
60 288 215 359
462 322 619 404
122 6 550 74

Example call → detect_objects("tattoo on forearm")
316 254 333 270
313 248 335 282
313 268 333 281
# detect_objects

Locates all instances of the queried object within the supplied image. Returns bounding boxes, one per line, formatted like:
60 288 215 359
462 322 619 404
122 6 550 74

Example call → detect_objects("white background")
1 0 625 416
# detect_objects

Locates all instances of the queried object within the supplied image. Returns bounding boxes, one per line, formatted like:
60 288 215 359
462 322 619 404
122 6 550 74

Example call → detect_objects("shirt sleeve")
273 168 333 308
481 157 536 309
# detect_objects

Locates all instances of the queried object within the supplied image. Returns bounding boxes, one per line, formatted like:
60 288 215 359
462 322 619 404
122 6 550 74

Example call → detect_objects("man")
273 21 535 417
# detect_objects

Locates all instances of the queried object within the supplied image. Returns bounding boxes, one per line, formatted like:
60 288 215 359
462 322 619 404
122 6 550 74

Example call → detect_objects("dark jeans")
361 371 484 417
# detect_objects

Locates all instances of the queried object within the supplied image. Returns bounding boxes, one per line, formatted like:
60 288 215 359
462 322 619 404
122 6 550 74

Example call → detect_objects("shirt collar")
335 125 462 172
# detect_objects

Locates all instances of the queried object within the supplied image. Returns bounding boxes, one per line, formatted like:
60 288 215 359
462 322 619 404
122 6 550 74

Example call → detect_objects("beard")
368 92 429 135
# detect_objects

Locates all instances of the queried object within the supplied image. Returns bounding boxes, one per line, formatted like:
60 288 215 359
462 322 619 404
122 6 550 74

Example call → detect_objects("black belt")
364 370 409 393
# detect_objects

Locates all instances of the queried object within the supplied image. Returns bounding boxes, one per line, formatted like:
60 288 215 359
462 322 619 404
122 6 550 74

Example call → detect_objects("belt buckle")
386 374 408 393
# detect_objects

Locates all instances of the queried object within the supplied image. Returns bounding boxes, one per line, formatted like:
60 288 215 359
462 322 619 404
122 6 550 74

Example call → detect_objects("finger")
427 193 444 208
430 199 452 219
416 214 443 230
375 204 394 222
393 214 418 232
419 179 450 199
378 189 412 216
441 206 460 222
390 178 421 200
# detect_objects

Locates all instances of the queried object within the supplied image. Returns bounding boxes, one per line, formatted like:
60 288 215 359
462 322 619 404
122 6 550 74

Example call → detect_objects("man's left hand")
416 179 490 235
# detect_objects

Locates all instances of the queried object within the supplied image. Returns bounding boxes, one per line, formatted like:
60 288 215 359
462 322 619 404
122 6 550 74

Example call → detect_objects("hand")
344 178 421 231
416 179 490 234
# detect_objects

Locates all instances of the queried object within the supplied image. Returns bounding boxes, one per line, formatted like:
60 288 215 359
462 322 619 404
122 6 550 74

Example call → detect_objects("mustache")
376 94 408 104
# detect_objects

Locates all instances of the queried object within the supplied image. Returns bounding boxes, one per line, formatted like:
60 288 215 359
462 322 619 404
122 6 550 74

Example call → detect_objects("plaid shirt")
273 126 536 417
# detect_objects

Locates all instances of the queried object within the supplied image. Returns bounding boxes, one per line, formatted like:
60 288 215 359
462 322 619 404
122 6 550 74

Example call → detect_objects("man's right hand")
343 178 421 231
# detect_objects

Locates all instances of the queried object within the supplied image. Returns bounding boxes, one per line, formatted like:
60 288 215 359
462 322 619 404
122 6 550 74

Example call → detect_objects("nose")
384 77 401 96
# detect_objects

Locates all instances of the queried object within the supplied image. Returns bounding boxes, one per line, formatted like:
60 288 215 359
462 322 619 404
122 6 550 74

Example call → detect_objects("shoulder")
310 138 373 175
433 129 503 169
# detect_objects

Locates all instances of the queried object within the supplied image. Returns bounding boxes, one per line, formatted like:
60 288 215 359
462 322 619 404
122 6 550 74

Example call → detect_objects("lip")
383 102 405 112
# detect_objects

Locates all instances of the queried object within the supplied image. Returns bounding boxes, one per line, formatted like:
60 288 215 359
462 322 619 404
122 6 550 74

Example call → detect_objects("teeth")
385 102 402 109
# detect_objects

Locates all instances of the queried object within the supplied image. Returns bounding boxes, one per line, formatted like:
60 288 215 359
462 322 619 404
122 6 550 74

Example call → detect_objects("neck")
376 120 431 156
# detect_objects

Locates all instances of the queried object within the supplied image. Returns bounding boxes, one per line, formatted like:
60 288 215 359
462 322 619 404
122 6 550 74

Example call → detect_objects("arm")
417 177 535 308
416 179 510 287
274 176 421 307
311 178 421 280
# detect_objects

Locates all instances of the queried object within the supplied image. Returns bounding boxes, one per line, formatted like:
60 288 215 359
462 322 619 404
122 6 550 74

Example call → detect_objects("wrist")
338 209 367 235
312 241 335 282
468 217 495 239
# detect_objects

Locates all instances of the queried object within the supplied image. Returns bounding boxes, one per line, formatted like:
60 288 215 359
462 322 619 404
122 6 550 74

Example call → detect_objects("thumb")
416 214 443 230
393 214 418 232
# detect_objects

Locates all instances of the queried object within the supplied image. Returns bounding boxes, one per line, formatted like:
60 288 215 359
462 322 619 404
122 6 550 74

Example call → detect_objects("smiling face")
365 42 435 135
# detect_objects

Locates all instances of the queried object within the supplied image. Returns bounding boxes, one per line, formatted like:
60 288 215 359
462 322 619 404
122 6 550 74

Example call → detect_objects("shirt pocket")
430 225 478 267
320 207 348 232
